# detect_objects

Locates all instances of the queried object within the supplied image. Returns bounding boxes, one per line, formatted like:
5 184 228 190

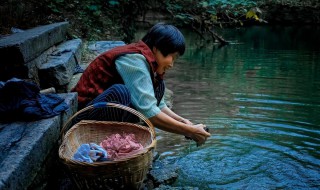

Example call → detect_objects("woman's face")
153 47 179 74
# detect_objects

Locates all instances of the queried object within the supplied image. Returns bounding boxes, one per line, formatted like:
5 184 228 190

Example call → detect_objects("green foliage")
103 0 151 42
262 0 318 7
167 0 259 26
164 0 268 42
1 0 319 40
108 0 120 6
47 0 67 13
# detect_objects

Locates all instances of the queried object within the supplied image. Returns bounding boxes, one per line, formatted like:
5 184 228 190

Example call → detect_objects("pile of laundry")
73 133 143 163
0 78 68 121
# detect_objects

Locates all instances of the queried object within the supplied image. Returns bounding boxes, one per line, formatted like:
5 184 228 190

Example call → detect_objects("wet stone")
149 159 180 186
154 185 199 190
87 41 125 55
0 22 69 81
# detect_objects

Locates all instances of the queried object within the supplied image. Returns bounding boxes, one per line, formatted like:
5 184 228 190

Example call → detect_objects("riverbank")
0 22 186 189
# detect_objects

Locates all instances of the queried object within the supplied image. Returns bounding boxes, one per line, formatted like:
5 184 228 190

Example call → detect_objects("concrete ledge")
0 22 69 81
87 41 125 55
0 92 77 190
39 38 83 88
0 22 69 63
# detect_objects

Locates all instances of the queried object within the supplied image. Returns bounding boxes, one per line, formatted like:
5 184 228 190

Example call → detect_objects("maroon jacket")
71 41 161 108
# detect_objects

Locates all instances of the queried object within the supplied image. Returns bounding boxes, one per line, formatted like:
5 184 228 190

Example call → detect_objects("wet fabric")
73 143 108 163
0 78 69 121
100 133 143 160
73 63 84 74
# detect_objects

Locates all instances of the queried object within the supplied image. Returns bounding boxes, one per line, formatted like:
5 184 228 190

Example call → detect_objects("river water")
138 25 320 189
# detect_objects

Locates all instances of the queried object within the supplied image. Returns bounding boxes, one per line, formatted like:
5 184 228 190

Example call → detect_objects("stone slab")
149 160 179 186
0 92 77 190
0 22 69 81
25 46 56 85
87 40 125 55
38 38 82 88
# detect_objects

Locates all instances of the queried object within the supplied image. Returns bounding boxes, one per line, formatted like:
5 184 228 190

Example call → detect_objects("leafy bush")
0 0 318 41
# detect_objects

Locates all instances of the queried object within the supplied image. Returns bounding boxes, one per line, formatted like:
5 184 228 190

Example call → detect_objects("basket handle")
60 102 155 140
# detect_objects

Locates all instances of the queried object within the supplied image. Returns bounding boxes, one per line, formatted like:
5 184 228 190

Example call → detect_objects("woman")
72 23 211 145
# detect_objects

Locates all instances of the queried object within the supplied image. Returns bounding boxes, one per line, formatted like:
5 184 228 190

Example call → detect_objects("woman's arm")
149 111 210 146
115 54 210 145
161 106 193 125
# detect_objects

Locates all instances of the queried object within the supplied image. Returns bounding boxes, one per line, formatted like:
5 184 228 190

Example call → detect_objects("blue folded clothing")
0 77 69 121
73 143 108 163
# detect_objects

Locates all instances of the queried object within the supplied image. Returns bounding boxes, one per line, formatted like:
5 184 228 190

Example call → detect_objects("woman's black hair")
142 23 185 56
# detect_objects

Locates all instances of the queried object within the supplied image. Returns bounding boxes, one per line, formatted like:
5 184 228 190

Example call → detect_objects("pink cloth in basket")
100 133 143 160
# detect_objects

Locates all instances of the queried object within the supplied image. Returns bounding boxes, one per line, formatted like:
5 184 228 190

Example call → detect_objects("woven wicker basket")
59 102 156 190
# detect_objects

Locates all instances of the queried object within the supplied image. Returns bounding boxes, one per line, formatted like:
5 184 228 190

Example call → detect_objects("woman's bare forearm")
149 111 195 136
161 107 189 122
149 111 211 145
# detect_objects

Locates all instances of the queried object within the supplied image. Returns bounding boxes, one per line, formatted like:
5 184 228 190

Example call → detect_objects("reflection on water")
150 25 320 189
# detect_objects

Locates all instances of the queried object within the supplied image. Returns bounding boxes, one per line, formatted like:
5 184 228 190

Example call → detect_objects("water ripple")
156 26 320 189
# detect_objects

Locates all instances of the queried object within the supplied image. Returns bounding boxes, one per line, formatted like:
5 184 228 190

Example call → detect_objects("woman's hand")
188 124 211 146
149 111 210 146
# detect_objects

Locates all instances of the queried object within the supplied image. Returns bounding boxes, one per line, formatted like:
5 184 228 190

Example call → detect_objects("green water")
147 25 320 189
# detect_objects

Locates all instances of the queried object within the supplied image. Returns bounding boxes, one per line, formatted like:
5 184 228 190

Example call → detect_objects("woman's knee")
92 84 131 105
109 84 129 94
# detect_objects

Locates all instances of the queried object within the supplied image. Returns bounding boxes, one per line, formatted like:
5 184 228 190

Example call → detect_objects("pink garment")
100 133 143 160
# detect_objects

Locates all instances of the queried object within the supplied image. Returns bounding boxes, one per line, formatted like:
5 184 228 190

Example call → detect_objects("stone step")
87 40 125 55
38 38 83 90
0 22 69 81
0 93 77 190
